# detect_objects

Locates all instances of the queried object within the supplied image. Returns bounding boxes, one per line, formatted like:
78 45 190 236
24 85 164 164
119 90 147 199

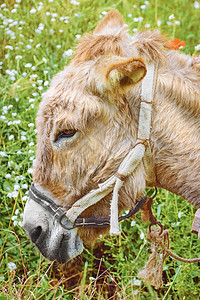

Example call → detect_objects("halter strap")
29 183 148 229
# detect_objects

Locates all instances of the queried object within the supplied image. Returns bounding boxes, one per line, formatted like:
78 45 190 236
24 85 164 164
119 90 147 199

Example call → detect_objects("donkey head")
23 10 147 263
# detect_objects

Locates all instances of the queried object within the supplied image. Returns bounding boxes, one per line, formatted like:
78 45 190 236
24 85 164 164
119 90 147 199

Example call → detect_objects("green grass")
0 0 200 299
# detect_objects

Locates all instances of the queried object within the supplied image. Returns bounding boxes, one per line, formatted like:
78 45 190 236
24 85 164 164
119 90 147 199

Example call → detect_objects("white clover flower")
8 191 18 198
21 183 28 189
194 1 200 9
63 49 73 57
169 14 175 20
8 262 17 271
157 20 162 26
131 220 136 226
29 142 35 146
178 211 183 218
13 120 21 124
133 278 142 286
35 29 41 34
140 232 145 239
195 44 200 51
15 55 22 60
44 80 49 86
27 168 33 174
75 34 81 39
9 135 14 140
70 0 80 5
22 195 29 201
18 221 23 227
25 63 32 68
14 184 20 191
30 8 37 14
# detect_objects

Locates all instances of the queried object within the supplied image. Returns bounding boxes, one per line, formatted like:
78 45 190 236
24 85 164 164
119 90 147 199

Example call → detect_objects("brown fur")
33 10 200 244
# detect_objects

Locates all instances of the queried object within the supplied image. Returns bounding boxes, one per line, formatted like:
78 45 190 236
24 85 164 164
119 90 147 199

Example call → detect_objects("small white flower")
9 135 14 140
63 49 73 57
167 21 172 26
22 72 27 76
194 1 200 9
8 262 17 271
5 54 10 59
44 80 49 86
131 220 136 226
26 45 32 49
145 23 150 28
36 43 41 48
175 20 180 25
133 17 139 22
1 150 8 159
70 0 80 5
178 211 183 218
127 14 132 17
140 5 146 9
5 174 11 178
15 55 22 60
157 20 162 26
18 221 23 227
29 156 35 161
25 63 32 68
28 123 34 127
140 232 145 240
195 44 200 51
30 8 37 14
75 34 81 39
14 184 20 191
29 142 35 146
27 168 33 174
43 57 47 63
22 195 29 201
138 17 143 22
12 215 17 220
133 278 142 286
169 14 175 20
51 17 56 22
21 183 28 189
15 209 19 215
17 150 22 154
21 136 26 141
101 11 107 15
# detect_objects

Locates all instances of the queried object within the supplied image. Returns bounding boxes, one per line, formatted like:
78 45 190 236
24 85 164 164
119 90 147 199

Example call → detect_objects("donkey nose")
30 226 43 243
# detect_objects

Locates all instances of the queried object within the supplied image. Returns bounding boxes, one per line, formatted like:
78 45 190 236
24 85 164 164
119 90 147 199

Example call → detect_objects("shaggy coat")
33 10 200 243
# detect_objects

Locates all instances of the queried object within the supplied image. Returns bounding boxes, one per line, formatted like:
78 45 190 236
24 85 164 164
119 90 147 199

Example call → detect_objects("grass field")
0 0 200 299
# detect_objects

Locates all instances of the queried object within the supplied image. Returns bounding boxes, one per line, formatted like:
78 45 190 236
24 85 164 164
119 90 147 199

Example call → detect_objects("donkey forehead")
40 65 107 130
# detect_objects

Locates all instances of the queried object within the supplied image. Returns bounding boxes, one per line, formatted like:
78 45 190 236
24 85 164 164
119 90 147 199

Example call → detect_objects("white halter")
65 62 158 235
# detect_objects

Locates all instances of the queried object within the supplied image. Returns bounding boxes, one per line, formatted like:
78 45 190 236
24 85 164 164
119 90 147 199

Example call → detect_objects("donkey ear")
94 9 124 35
104 57 146 90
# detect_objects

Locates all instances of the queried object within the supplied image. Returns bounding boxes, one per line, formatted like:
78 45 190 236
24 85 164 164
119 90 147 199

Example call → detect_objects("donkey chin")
23 198 83 264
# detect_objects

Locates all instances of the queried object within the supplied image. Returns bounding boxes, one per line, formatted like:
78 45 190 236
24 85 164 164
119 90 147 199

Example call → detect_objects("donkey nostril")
31 226 42 243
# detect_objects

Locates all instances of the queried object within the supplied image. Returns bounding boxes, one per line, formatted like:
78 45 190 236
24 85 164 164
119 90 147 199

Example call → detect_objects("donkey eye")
55 129 77 142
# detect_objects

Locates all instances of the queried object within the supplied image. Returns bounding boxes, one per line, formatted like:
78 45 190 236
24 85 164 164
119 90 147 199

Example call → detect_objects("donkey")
23 10 200 264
